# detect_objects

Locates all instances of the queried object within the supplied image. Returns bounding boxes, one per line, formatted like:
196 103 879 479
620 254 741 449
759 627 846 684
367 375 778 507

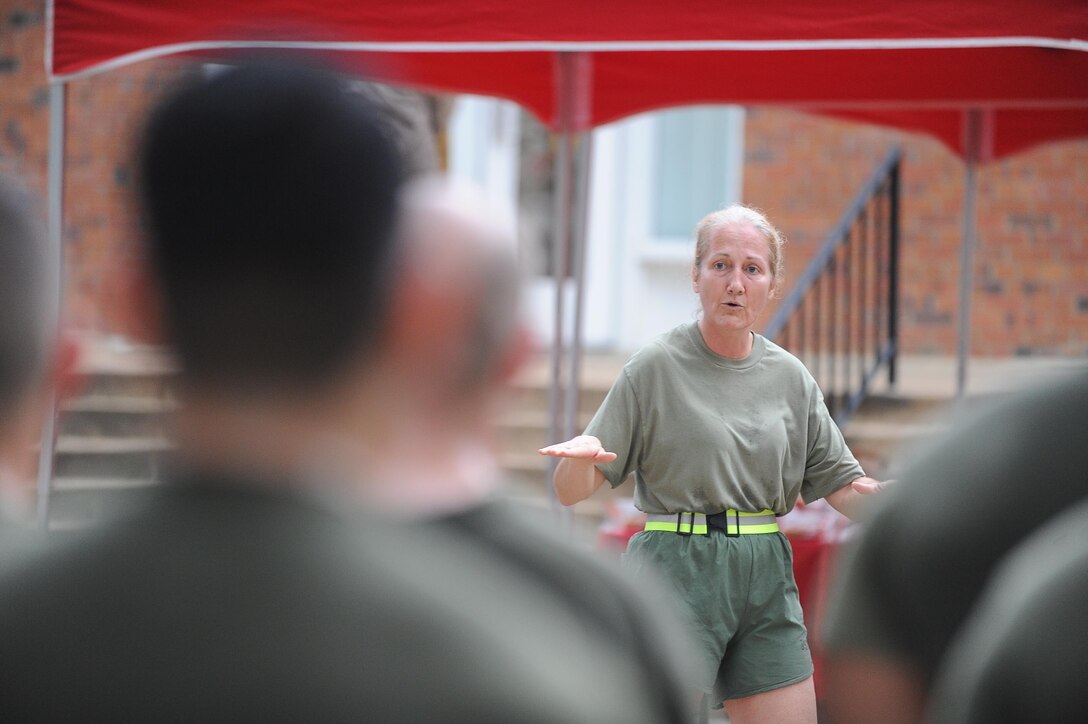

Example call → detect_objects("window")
652 106 744 244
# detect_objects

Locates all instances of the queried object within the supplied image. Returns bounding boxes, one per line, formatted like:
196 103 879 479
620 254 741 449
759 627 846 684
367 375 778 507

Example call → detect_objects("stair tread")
52 477 160 492
74 335 177 376
843 419 944 440
510 356 625 392
498 450 550 470
54 436 175 454
47 519 95 532
62 396 177 413
498 409 594 427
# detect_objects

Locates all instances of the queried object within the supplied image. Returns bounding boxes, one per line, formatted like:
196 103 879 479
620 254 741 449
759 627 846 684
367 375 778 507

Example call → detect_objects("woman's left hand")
825 476 895 521
851 478 896 495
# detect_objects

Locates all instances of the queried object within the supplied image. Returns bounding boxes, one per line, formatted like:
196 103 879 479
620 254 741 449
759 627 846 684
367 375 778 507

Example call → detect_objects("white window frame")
640 105 745 265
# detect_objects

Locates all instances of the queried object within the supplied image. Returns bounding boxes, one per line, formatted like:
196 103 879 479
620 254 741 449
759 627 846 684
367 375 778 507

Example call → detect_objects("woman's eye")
746 265 760 274
713 262 726 271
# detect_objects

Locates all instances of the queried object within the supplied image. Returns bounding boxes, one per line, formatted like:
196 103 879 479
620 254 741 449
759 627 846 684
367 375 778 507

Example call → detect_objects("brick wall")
0 0 183 332
1 1 50 199
2 0 1086 355
744 107 1088 356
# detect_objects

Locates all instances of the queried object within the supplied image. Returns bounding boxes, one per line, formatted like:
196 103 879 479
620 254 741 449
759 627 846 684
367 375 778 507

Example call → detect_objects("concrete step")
73 334 176 398
498 449 551 480
840 390 1028 478
78 372 174 400
506 385 610 420
497 410 596 456
840 394 946 477
52 476 160 493
52 436 174 480
47 477 159 529
59 396 177 437
506 352 624 415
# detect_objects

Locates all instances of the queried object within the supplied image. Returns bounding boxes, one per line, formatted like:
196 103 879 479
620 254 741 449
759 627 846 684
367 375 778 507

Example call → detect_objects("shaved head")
395 177 524 393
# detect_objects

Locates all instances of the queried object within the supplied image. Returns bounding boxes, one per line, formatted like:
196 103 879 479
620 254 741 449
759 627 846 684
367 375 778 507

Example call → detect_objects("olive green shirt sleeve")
800 384 864 504
584 370 642 489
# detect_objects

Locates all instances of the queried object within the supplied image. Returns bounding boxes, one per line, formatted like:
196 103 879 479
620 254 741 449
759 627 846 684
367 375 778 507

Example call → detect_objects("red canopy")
48 0 1088 159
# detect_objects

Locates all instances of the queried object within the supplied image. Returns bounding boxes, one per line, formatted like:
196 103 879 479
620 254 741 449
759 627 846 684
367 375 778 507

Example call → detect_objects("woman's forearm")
552 457 606 506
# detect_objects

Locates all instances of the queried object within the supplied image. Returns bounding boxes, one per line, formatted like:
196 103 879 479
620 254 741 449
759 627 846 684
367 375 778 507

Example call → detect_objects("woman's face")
692 220 774 335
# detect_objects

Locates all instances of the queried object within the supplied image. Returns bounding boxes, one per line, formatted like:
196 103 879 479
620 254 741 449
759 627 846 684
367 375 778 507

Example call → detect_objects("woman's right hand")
539 436 614 506
538 435 617 463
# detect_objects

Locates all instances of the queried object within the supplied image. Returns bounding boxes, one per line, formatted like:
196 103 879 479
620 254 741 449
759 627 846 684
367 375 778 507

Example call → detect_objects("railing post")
829 253 838 417
37 81 66 532
858 207 869 390
797 292 806 360
763 146 900 425
888 156 900 387
813 277 822 386
844 226 853 404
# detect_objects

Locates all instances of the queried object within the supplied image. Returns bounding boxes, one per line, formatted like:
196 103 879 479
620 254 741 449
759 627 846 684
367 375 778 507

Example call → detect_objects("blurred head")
693 205 785 296
0 177 48 440
343 178 530 511
137 60 405 398
386 177 528 405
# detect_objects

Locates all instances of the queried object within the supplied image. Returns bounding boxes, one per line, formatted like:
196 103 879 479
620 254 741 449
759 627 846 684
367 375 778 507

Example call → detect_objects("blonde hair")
693 204 786 295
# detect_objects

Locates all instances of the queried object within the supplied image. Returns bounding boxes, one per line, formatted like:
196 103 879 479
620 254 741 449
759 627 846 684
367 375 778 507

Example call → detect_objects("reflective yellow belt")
644 510 779 536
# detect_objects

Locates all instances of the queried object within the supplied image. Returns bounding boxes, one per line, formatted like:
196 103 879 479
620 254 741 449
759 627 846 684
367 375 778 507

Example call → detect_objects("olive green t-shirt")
927 498 1088 724
585 323 862 516
821 369 1088 685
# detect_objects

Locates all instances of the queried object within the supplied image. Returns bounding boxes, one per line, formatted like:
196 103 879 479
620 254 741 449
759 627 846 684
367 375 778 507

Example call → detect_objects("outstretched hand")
538 435 618 464
851 478 896 495
826 476 897 521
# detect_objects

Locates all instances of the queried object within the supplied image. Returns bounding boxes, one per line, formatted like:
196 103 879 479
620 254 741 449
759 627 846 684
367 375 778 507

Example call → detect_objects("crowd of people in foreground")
0 58 1083 723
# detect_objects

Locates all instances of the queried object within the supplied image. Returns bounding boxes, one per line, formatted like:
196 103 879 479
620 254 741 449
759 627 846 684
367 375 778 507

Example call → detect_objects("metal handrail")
764 146 901 424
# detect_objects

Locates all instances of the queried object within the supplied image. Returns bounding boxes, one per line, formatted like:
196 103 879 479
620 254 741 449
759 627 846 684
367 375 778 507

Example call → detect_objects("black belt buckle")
676 512 695 536
706 510 741 536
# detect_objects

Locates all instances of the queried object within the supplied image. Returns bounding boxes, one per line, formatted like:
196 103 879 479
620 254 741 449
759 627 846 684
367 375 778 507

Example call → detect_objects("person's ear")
383 255 463 370
493 323 535 386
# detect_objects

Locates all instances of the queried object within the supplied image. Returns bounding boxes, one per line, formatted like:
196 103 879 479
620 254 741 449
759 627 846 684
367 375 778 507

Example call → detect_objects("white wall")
447 95 521 237
583 106 745 353
447 97 745 355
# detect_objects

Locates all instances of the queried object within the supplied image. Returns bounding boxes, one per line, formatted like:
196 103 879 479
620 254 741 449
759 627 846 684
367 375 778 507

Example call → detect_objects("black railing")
764 147 901 424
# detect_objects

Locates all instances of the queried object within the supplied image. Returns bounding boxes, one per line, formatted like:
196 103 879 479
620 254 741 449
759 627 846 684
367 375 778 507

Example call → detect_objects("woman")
540 204 886 723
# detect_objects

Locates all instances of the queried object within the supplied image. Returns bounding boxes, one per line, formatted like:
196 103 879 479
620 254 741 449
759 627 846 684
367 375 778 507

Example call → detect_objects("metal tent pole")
562 63 593 453
956 109 983 398
562 132 592 445
545 52 592 518
37 81 66 531
544 54 577 504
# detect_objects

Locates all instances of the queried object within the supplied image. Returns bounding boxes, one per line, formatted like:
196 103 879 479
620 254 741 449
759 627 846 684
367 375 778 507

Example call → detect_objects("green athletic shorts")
623 529 813 704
